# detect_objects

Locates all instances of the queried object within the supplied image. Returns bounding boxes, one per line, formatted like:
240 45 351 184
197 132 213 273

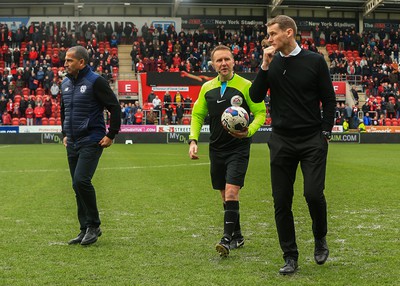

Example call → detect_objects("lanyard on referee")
220 81 227 98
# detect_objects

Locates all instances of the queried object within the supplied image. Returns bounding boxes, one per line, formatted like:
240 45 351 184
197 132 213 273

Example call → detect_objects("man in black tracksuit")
249 15 336 274
61 45 121 246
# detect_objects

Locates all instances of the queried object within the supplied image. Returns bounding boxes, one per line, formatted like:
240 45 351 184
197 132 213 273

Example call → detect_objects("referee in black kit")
249 15 336 274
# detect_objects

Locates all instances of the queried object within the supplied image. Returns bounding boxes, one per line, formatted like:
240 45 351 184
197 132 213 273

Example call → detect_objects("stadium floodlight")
364 0 384 16
270 0 284 13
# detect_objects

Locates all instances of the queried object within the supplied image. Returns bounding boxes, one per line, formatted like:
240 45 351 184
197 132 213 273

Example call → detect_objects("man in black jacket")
61 45 121 246
249 15 336 275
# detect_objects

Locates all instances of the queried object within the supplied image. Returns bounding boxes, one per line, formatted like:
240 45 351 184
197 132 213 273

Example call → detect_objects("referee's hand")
229 128 248 139
189 141 199 160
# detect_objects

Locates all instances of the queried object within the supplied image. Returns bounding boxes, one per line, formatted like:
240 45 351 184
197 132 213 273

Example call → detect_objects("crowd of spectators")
2 19 400 127
0 21 120 125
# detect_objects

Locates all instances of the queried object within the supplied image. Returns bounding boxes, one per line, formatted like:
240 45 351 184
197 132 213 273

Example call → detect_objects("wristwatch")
188 139 197 145
322 131 332 140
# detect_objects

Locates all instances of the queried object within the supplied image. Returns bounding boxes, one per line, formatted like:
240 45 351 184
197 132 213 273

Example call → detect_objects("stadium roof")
3 0 400 15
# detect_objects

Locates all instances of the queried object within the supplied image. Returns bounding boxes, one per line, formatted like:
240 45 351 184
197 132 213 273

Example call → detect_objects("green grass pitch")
0 143 399 285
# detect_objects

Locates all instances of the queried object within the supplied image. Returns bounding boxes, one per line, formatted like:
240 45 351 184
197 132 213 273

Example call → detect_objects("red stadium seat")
182 117 190 125
48 117 56 125
41 117 49 125
142 103 153 110
52 67 58 77
19 117 27 125
36 88 44 96
12 118 19 125
14 94 22 103
22 88 30 96
56 118 62 125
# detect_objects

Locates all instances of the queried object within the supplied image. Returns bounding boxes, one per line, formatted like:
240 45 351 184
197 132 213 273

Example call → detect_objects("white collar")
279 44 301 57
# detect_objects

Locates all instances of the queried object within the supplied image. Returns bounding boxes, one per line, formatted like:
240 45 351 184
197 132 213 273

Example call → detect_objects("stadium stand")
1 14 400 127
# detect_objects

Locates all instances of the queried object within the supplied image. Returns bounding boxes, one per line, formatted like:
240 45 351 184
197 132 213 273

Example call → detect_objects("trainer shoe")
314 237 329 265
80 227 102 246
279 258 298 275
230 235 245 249
215 237 230 257
68 231 85 245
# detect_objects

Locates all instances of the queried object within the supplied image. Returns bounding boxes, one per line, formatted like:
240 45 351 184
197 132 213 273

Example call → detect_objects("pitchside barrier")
1 125 400 144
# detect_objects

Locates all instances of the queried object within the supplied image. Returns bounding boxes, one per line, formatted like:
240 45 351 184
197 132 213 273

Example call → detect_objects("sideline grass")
0 143 399 285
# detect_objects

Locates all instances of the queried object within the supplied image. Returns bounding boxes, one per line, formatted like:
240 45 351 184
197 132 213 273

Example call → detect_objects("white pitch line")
0 162 210 174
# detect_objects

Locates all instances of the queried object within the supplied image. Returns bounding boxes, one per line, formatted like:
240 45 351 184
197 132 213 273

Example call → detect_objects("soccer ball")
221 106 249 133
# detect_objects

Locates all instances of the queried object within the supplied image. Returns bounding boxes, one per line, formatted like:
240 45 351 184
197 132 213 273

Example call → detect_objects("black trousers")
268 130 328 260
67 142 103 231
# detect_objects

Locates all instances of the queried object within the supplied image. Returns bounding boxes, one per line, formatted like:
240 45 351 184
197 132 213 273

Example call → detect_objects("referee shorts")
209 144 250 190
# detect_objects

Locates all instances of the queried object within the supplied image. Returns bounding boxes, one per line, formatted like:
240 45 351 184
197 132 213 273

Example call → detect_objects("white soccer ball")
221 106 249 133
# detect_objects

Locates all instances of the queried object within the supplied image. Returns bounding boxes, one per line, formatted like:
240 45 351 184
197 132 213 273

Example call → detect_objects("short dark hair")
67 45 89 65
210 45 233 61
266 15 297 36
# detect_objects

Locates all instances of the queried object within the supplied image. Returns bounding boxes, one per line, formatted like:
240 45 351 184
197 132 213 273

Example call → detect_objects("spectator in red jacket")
34 102 45 125
6 98 13 114
134 108 143 125
29 47 38 66
25 104 34 126
51 53 60 67
2 110 11 125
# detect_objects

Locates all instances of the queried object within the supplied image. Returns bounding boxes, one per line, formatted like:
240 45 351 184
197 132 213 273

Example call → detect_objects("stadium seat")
392 120 398 126
19 117 27 125
12 118 19 125
142 103 153 110
48 117 56 125
52 67 58 77
36 88 44 96
41 117 49 125
182 117 190 125
56 118 62 125
14 94 22 103
22 88 30 96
